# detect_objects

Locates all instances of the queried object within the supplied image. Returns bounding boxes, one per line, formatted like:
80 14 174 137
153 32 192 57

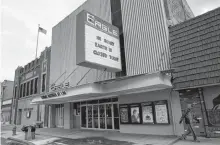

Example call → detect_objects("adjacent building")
12 47 51 127
32 0 194 136
1 80 14 124
170 7 220 137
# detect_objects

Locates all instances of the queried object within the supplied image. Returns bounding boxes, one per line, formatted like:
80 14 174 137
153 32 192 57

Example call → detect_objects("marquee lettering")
87 13 118 37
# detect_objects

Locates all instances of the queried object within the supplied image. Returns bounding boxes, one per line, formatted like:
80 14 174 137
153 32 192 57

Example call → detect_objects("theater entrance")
80 98 119 130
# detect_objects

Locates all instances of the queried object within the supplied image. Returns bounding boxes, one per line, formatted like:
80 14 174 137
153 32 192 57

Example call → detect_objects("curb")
6 137 35 145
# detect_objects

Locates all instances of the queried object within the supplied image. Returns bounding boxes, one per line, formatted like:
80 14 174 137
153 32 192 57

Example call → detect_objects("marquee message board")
76 10 122 72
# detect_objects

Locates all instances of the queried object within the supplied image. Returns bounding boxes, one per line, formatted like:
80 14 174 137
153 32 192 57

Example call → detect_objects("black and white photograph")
1 0 220 145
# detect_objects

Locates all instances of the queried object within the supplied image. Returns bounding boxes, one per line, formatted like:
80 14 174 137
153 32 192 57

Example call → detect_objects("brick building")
1 80 14 124
170 7 220 137
11 47 51 127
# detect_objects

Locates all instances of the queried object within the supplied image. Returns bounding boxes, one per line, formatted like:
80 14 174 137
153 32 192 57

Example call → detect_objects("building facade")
170 8 220 137
32 0 193 136
12 47 51 126
1 80 14 124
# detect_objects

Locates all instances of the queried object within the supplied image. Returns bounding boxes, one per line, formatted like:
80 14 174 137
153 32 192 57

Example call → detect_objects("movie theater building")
12 47 51 126
32 0 194 135
170 8 220 137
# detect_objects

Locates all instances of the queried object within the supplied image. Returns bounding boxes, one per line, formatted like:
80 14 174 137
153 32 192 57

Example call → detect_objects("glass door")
106 104 113 129
99 104 105 129
88 105 93 128
81 106 87 127
93 105 99 128
80 101 119 130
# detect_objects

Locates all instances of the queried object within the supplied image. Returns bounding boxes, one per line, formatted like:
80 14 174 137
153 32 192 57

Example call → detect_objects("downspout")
198 88 209 137
198 88 208 137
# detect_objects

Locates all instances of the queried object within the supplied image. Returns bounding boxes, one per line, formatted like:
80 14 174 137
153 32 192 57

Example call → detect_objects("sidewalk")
2 125 220 145
173 136 220 145
1 130 61 145
35 127 178 145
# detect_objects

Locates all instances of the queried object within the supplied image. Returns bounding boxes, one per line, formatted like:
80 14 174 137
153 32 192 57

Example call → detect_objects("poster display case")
120 100 169 125
120 105 129 123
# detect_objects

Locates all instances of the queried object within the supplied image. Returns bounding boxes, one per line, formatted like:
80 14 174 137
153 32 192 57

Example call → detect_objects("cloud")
0 0 87 82
186 0 220 16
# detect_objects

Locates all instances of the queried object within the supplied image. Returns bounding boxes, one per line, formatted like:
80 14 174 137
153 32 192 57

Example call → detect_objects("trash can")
30 125 36 139
21 125 28 140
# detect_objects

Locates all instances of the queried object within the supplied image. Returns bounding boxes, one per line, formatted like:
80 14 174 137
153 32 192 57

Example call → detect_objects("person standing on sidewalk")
179 103 200 142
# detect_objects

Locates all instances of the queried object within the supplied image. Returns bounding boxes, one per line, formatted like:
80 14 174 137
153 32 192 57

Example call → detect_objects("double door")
81 103 119 130
55 104 64 128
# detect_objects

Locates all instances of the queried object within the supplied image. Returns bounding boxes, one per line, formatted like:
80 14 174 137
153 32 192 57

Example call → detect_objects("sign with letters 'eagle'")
76 10 121 72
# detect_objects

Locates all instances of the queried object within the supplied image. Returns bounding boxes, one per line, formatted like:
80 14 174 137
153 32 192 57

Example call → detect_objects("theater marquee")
76 10 121 72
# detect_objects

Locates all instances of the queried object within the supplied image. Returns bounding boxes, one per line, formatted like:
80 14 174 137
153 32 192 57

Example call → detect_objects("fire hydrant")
12 126 16 136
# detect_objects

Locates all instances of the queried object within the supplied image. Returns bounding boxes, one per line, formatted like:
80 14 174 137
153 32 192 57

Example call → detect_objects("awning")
31 72 172 104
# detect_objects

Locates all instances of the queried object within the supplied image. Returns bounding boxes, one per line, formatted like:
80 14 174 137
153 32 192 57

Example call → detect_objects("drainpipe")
198 88 208 137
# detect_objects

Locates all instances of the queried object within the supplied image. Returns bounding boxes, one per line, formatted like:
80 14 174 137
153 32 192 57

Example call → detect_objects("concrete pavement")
1 124 220 145
35 127 178 145
173 136 220 145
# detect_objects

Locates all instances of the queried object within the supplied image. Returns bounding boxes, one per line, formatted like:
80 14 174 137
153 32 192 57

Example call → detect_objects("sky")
1 0 220 82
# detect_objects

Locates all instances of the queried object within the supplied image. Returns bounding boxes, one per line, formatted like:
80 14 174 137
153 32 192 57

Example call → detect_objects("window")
34 78 38 94
42 74 46 92
30 80 34 95
26 82 30 96
20 84 23 98
26 111 31 118
23 83 26 97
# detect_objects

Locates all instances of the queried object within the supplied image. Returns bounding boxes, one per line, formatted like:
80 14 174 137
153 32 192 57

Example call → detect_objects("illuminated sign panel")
76 10 121 72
